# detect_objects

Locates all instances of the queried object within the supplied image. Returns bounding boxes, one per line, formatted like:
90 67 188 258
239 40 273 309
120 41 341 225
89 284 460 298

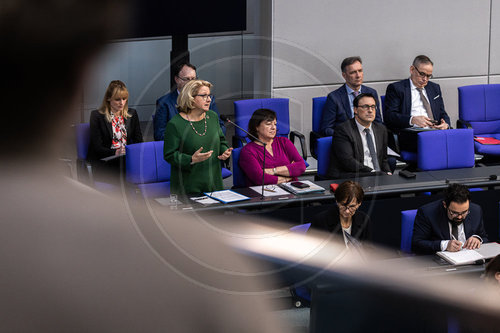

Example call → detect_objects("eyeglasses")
195 94 213 101
357 104 377 111
338 202 359 211
177 76 197 82
413 66 433 80
447 207 469 218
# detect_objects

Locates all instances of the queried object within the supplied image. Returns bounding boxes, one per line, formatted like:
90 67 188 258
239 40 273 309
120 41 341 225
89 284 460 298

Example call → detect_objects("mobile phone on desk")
290 181 310 189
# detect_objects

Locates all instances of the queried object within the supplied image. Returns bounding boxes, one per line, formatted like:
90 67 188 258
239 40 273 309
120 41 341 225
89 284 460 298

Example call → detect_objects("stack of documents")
437 242 500 265
279 180 325 195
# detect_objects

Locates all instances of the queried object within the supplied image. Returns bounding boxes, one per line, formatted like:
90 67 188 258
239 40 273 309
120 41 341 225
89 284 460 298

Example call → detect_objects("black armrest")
309 131 323 159
290 130 307 161
232 135 247 148
457 119 472 129
387 129 400 154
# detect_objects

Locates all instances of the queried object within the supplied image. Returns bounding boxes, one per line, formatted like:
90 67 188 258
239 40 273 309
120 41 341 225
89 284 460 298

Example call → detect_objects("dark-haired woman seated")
239 108 306 186
310 181 371 245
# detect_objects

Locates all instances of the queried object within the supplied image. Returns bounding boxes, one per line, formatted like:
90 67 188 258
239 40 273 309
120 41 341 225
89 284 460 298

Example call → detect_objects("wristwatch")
273 167 277 175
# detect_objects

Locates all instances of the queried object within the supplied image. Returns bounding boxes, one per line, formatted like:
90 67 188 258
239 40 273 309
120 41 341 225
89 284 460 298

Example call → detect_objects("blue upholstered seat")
310 96 327 159
417 129 475 170
316 136 333 179
231 147 246 188
126 141 171 198
233 98 307 160
401 209 417 254
458 84 500 157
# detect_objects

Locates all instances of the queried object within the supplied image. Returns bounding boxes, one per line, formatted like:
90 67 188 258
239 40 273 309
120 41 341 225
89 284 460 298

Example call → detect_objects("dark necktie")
416 87 434 120
364 128 380 171
451 223 459 241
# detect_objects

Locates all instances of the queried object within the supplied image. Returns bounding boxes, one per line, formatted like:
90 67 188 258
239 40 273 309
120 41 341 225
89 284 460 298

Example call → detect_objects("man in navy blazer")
384 55 450 132
412 184 488 255
320 56 382 136
154 62 225 141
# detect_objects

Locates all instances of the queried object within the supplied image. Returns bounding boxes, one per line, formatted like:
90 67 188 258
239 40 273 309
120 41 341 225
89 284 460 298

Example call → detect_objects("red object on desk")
474 136 500 145
330 183 339 192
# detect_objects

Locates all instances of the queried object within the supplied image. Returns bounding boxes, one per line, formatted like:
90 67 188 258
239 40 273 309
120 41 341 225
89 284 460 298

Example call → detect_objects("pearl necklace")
186 113 207 136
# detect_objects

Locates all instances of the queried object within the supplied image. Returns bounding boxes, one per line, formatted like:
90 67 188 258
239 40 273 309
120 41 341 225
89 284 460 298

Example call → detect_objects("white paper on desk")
190 196 219 205
204 190 250 203
249 185 290 197
437 249 484 265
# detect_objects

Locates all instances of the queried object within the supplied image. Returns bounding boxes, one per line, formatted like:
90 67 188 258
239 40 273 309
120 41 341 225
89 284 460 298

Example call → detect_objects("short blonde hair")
177 79 213 113
99 80 130 122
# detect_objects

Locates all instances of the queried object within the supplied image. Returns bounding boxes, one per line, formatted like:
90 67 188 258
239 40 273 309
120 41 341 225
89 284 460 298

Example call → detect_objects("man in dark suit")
384 55 451 152
320 57 382 136
412 183 488 255
327 93 391 179
154 62 226 140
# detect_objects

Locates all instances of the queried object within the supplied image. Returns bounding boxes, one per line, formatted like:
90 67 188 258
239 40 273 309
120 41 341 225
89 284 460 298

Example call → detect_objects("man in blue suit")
412 184 488 255
320 56 382 136
154 62 226 140
384 55 450 132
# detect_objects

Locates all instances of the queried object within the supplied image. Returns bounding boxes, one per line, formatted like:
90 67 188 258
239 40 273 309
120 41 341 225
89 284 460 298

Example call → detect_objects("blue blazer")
154 90 225 141
383 79 450 131
412 200 488 255
320 84 382 136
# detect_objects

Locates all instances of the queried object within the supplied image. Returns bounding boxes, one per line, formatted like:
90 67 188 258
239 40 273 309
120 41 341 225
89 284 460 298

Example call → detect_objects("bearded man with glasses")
412 183 488 255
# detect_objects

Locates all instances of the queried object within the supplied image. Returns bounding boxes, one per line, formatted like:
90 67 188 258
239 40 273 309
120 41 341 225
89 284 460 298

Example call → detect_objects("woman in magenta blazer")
239 108 306 186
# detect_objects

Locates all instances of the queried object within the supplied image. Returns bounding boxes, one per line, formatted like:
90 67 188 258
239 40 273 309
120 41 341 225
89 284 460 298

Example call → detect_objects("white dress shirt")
409 78 431 127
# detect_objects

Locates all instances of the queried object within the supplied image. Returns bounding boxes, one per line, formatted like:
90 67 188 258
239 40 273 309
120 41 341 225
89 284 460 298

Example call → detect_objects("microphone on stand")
220 115 267 200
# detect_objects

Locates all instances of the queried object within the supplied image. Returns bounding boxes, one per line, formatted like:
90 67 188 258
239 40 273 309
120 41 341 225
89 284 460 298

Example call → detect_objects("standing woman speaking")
164 80 232 194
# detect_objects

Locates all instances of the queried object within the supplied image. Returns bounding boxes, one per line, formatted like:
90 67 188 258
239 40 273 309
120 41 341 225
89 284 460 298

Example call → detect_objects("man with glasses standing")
327 93 392 179
383 55 450 153
412 183 488 255
154 62 226 140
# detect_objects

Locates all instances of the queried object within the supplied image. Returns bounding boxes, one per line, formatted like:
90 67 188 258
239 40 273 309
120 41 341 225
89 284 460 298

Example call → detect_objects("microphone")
221 114 267 200
220 115 266 145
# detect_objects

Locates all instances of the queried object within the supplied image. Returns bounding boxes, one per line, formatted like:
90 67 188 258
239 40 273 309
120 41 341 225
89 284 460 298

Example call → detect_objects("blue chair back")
126 141 171 198
76 123 90 160
417 129 474 170
458 84 500 135
380 95 385 112
233 98 290 143
401 209 417 253
310 96 328 159
231 147 246 188
312 97 327 134
316 136 333 179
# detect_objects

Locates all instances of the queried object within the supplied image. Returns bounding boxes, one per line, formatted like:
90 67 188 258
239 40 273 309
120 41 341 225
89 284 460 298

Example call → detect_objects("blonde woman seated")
309 181 371 245
88 80 143 161
163 80 232 194
239 108 306 186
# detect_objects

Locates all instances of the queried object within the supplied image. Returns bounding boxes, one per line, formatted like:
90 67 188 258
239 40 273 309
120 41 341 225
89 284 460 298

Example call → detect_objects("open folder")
437 242 500 265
